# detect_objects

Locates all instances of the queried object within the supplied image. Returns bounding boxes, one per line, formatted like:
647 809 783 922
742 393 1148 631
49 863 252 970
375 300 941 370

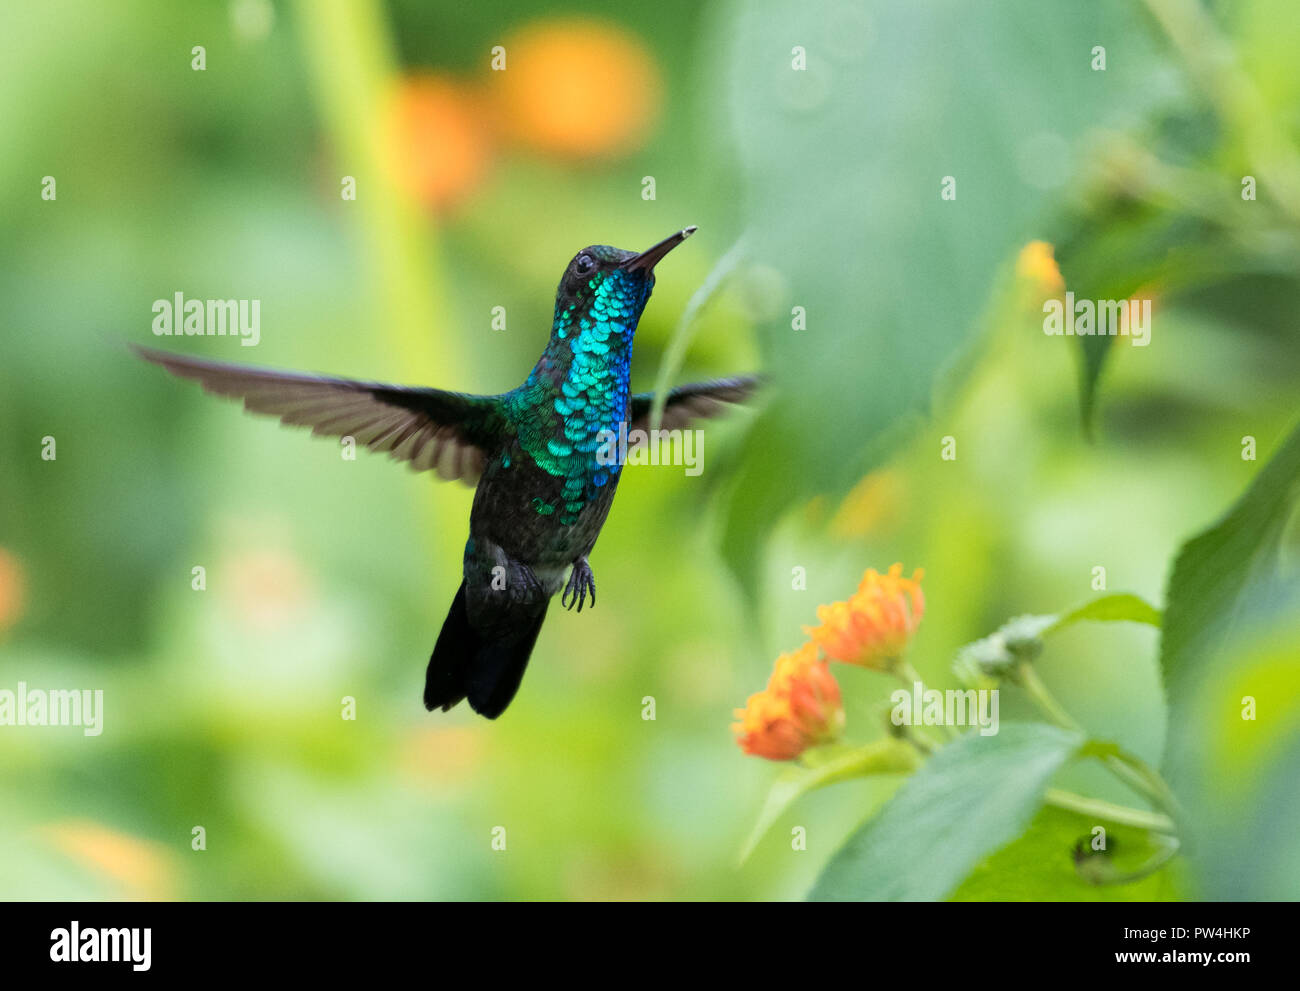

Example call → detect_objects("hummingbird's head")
552 227 697 335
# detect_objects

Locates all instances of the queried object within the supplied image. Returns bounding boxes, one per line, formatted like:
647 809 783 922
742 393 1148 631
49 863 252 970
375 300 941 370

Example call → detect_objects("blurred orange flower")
220 546 311 631
805 563 924 670
733 642 844 761
43 820 178 900
492 20 661 159
830 469 905 538
386 73 493 211
401 725 488 785
1016 240 1065 298
0 548 25 632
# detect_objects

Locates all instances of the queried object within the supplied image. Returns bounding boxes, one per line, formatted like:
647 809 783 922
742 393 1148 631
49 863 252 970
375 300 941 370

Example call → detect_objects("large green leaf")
1163 583 1300 899
1160 418 1300 729
1157 416 1300 897
808 723 1082 901
708 0 1165 590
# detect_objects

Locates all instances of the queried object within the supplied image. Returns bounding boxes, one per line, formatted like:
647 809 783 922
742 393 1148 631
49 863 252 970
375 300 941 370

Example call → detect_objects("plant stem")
1015 662 1182 826
292 0 466 586
1015 662 1082 732
1102 748 1185 824
895 660 922 686
1143 0 1300 222
1090 837 1182 886
647 234 748 431
1044 789 1176 834
893 661 959 741
900 727 935 755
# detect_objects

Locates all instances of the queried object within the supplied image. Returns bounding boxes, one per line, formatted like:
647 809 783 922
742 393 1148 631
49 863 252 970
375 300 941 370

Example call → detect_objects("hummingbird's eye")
574 254 596 276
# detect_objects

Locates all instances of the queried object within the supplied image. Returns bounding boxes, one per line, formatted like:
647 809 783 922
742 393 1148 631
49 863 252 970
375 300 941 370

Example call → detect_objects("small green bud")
953 614 1057 685
999 614 1057 662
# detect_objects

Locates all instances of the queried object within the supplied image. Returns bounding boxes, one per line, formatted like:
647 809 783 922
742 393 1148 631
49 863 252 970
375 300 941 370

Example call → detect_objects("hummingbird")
135 227 758 718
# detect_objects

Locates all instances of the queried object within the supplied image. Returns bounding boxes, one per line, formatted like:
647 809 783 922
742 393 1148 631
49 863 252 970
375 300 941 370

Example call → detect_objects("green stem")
292 0 467 587
1015 662 1182 825
1044 788 1177 834
899 726 935 755
1143 0 1300 222
1092 837 1182 886
894 660 923 687
1103 748 1185 824
1014 662 1083 732
648 235 748 431
893 661 959 741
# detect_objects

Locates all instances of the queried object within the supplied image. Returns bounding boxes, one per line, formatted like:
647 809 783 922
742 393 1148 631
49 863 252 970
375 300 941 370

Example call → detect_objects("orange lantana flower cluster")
805 564 925 670
732 643 844 761
733 564 925 761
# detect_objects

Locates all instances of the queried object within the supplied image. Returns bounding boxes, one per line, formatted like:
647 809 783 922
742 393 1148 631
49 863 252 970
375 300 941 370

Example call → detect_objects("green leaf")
1156 414 1300 896
1047 593 1163 633
1162 585 1300 899
738 738 918 865
1053 208 1231 436
951 806 1185 901
708 0 1165 593
954 596 1160 683
1160 418 1300 719
808 723 1083 901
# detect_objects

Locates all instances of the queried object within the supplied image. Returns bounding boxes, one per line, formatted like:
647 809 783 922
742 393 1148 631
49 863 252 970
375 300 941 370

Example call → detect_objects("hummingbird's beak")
622 226 698 273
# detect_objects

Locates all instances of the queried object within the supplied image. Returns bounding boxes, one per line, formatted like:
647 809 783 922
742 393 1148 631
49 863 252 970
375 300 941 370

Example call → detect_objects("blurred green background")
1 0 1297 900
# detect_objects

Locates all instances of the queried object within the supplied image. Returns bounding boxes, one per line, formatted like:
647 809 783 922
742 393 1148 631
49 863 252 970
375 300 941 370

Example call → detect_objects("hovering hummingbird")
136 227 758 718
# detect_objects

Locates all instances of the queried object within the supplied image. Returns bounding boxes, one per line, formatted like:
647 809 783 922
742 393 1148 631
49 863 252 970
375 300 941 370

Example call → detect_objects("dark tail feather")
423 582 475 714
423 581 549 719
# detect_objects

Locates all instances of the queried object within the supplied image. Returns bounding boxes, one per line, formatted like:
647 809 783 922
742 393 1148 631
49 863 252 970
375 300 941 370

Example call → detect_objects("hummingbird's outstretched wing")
133 345 506 485
627 375 761 432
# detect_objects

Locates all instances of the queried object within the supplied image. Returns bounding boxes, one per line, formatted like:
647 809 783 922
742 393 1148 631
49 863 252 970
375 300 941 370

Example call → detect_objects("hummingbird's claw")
563 559 596 612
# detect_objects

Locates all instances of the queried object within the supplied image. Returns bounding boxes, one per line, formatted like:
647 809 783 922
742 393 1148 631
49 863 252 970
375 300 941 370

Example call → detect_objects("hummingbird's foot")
562 558 596 612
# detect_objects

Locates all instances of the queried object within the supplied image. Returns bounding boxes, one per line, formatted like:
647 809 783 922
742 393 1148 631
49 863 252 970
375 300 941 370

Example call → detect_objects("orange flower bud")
0 548 25 633
805 563 924 670
733 642 844 761
1016 240 1065 298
